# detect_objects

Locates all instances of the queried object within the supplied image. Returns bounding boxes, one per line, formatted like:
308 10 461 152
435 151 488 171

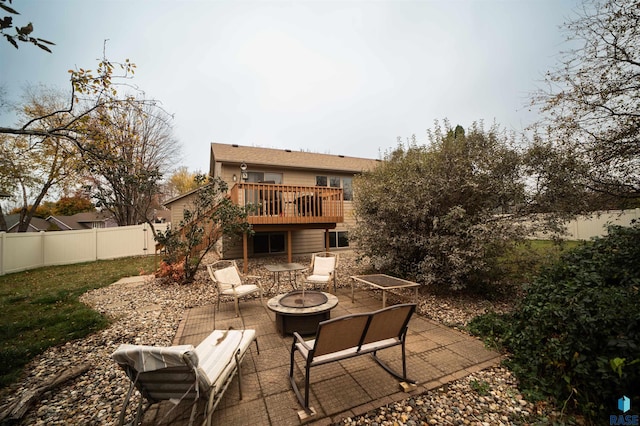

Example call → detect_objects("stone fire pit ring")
267 290 339 336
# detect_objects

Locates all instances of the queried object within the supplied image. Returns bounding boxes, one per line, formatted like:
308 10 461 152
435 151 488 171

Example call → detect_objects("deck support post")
243 232 248 274
324 229 330 252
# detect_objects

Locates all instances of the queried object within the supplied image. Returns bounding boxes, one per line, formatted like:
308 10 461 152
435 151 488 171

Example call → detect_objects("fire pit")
279 290 328 308
267 290 339 336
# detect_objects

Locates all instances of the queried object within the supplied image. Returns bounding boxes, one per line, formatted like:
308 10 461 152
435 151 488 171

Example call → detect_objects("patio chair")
304 252 338 293
112 329 258 426
207 260 264 317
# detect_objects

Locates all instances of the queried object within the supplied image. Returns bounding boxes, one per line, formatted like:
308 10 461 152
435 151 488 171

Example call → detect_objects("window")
246 172 282 184
253 232 285 254
329 231 349 248
316 176 353 201
264 172 282 184
343 177 353 201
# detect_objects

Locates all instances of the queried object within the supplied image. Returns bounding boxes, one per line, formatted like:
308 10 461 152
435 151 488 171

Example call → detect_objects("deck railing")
229 183 344 225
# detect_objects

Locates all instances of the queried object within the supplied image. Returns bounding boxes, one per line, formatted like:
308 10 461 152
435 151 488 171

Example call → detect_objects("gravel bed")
0 251 537 425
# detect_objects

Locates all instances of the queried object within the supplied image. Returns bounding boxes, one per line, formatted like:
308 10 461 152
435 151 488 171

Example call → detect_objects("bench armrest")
292 332 313 351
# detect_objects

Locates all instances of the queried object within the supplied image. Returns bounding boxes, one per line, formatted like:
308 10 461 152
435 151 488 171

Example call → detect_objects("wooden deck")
230 183 344 226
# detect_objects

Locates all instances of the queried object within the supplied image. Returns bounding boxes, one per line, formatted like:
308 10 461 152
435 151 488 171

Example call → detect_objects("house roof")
3 214 51 232
210 143 381 174
47 212 114 230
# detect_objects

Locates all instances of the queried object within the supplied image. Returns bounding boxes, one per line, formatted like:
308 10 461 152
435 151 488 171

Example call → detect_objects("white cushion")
313 256 335 276
296 337 400 365
220 284 260 297
213 266 241 291
306 274 331 283
194 329 256 392
112 344 196 373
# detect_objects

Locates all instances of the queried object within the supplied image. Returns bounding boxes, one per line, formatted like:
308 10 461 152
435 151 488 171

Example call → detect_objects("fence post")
143 223 148 255
93 227 98 261
40 231 46 266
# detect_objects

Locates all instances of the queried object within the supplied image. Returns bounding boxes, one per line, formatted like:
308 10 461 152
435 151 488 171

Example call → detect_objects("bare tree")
0 52 149 150
1 47 179 231
81 99 180 226
532 0 640 199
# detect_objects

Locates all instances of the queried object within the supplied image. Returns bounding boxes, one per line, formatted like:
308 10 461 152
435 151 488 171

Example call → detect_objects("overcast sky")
1 0 580 173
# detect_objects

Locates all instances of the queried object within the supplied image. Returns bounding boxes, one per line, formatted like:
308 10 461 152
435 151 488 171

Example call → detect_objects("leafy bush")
469 222 640 421
155 175 253 284
351 121 530 291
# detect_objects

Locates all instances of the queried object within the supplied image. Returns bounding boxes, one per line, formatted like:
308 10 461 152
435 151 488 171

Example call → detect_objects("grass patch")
0 256 156 388
500 239 583 286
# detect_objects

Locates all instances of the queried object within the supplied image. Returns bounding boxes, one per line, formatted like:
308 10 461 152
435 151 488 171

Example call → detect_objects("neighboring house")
1 212 118 233
3 214 52 232
46 212 118 230
164 142 381 264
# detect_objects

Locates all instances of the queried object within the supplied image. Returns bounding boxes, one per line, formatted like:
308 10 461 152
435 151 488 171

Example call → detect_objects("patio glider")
207 260 264 317
112 329 258 426
303 252 338 293
289 303 416 415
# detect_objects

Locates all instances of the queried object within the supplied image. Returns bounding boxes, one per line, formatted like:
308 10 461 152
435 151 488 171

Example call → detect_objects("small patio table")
265 263 306 293
350 274 420 308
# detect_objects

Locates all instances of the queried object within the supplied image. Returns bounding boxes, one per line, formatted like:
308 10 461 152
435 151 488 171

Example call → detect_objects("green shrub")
469 222 640 421
155 175 253 284
351 122 530 292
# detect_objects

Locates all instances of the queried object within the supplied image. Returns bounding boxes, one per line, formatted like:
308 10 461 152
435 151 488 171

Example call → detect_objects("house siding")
166 143 379 260
168 192 198 226
221 228 328 260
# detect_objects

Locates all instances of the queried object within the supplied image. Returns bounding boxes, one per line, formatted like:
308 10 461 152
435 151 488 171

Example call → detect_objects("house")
164 143 381 267
3 214 52 232
46 212 118 230
1 211 118 233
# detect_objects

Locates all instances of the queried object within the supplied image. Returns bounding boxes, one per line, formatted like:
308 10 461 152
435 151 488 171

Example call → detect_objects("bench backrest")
313 314 370 357
363 303 415 344
312 303 416 358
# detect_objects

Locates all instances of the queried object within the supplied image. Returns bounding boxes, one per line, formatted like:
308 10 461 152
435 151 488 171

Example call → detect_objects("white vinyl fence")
1 209 638 276
565 208 639 240
540 208 639 240
0 223 169 276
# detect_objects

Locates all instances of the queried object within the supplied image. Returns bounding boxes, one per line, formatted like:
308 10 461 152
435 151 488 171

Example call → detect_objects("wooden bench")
289 303 417 415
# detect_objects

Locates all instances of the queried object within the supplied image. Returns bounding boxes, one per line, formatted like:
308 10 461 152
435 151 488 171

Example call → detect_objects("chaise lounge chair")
112 329 258 425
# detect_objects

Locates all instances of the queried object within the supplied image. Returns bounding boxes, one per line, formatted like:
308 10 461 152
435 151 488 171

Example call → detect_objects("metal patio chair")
207 260 264 316
303 252 338 293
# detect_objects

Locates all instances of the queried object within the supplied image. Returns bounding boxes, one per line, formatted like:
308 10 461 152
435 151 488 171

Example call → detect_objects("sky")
1 0 581 174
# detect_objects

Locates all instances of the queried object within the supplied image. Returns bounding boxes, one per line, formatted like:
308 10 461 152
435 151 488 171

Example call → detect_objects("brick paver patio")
139 287 501 425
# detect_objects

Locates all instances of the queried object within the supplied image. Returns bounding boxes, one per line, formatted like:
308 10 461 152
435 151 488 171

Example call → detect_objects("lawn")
0 256 156 388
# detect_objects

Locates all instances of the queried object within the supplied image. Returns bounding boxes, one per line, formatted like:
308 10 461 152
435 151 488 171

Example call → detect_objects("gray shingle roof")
210 143 381 173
